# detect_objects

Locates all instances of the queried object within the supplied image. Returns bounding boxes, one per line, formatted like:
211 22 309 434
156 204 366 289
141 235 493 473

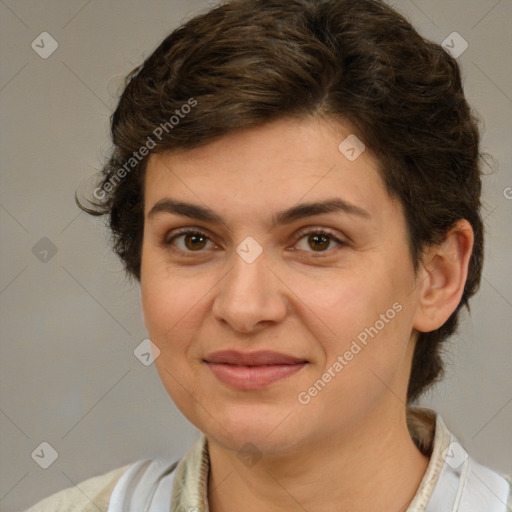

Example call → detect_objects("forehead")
143 117 395 224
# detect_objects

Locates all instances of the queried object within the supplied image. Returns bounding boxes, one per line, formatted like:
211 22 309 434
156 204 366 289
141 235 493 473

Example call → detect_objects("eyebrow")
147 197 371 226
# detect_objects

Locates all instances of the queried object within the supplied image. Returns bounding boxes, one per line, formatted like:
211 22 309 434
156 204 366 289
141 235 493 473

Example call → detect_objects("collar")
169 407 510 512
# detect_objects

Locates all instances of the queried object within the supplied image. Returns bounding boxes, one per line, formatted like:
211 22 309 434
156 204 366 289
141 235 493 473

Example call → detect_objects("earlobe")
413 220 474 332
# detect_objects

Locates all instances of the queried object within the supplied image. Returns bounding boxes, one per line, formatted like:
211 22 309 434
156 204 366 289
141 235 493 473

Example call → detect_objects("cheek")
140 241 210 340
300 296 411 420
141 274 206 345
307 267 403 340
306 264 413 385
140 270 208 417
140 261 215 404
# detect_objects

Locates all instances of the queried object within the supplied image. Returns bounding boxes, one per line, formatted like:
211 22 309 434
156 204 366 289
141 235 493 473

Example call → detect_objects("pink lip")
204 350 308 390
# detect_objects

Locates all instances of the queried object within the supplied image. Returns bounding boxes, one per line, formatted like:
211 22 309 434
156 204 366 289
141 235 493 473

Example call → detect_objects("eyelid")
293 226 346 244
164 226 211 243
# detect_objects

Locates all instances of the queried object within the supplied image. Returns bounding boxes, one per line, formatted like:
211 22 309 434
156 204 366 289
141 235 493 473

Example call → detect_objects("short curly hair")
80 0 484 403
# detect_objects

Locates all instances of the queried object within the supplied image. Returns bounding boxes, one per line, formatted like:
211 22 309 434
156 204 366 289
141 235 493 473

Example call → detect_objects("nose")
211 246 288 334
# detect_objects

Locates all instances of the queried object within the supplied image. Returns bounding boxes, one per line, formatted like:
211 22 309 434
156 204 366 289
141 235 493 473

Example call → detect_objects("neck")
207 403 430 512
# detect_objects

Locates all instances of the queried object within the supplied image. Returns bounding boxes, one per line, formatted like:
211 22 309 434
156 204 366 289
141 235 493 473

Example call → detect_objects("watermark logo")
32 237 58 263
237 442 262 467
134 338 161 366
442 32 468 59
31 442 58 469
338 134 366 162
31 32 58 59
442 441 468 469
236 236 263 264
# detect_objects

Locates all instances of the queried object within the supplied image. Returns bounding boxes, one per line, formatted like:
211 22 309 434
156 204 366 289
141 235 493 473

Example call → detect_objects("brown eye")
165 230 214 252
294 229 344 253
307 233 331 251
183 233 208 251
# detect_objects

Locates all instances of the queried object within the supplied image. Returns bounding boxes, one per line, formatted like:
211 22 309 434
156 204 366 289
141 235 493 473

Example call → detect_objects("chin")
193 403 307 455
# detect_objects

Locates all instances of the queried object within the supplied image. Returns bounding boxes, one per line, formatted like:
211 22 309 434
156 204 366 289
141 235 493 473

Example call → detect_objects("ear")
412 219 475 333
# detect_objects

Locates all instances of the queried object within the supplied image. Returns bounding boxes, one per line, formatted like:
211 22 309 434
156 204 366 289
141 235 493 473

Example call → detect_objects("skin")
140 116 474 512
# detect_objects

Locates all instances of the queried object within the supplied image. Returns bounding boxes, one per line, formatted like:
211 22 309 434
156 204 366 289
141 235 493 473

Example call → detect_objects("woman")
27 0 511 510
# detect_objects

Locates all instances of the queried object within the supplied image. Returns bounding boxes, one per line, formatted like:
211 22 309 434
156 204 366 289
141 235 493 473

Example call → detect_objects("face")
140 116 423 456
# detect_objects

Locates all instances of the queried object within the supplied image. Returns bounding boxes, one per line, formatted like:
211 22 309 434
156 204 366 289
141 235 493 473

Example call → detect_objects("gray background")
0 0 511 510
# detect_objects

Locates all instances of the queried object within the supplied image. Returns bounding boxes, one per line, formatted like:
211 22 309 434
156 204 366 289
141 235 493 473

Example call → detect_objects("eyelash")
162 227 346 257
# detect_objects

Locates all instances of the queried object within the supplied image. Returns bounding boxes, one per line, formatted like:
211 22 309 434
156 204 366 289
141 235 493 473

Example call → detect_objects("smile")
204 350 308 390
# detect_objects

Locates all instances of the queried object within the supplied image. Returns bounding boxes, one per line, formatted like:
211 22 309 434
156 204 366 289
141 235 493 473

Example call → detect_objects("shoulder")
462 458 511 511
407 407 511 510
24 464 131 512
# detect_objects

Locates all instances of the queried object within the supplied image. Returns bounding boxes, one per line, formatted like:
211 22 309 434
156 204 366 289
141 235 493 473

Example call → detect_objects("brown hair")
79 0 484 402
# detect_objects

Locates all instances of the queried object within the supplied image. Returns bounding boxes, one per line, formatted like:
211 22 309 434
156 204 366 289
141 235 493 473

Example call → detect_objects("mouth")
203 350 308 390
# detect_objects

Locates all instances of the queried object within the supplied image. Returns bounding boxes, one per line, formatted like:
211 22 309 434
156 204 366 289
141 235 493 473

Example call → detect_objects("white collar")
108 408 511 511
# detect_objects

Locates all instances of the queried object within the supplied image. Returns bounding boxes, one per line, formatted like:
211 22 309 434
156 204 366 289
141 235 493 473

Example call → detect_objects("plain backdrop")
0 0 511 510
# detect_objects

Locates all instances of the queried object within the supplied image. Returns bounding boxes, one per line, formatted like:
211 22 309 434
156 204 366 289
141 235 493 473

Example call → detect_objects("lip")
204 350 308 390
205 350 306 366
